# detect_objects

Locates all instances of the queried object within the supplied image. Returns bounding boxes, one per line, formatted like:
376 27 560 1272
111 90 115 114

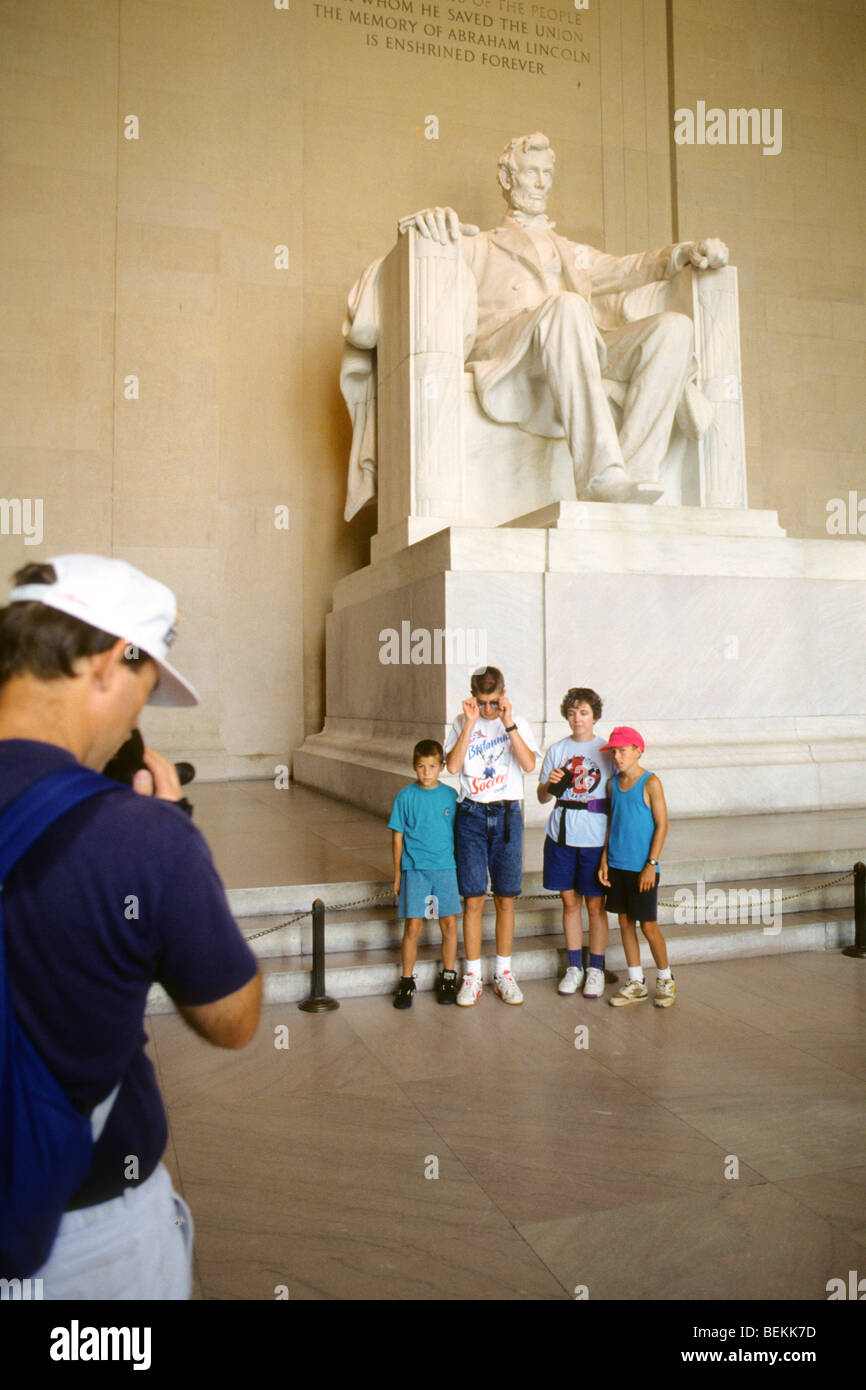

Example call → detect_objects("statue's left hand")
685 237 729 270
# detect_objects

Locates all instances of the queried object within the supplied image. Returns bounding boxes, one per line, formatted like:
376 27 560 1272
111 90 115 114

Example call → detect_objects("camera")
103 729 195 792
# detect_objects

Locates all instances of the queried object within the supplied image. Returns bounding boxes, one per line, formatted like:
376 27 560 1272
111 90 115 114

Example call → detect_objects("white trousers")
3 1163 194 1301
532 293 694 487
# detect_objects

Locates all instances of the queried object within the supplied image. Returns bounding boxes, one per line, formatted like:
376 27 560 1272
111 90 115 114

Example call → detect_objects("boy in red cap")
598 727 675 1007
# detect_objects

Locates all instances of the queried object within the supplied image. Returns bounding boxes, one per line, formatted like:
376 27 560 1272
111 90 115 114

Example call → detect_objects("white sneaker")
558 965 585 995
457 973 483 1007
583 966 605 999
493 971 524 1005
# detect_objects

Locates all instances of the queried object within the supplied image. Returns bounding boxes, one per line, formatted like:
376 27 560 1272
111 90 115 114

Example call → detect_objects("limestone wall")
0 0 861 775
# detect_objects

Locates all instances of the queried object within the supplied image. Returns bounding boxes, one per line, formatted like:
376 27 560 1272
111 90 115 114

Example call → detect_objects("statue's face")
506 146 555 215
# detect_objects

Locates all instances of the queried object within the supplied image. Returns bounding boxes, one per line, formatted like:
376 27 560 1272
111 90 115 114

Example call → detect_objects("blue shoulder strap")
0 765 122 1140
0 766 118 887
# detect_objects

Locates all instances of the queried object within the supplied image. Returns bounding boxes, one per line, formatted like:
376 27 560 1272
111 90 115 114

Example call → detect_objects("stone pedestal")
295 505 866 822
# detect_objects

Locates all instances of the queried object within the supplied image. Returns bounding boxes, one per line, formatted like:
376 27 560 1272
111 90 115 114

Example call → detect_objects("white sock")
628 966 644 982
657 966 672 980
495 955 512 976
465 959 481 977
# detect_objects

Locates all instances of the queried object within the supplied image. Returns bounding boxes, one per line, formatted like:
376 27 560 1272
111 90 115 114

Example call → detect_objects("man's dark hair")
0 562 150 688
560 687 603 721
470 666 505 697
413 739 444 766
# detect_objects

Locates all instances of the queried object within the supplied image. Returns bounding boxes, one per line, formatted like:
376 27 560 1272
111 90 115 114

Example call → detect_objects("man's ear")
497 166 511 195
87 638 128 691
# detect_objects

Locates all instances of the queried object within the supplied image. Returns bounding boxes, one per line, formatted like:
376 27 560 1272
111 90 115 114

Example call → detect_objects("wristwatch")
647 858 658 866
505 723 518 733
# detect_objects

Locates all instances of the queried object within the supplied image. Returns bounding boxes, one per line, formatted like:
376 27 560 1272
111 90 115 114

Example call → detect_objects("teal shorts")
399 867 461 920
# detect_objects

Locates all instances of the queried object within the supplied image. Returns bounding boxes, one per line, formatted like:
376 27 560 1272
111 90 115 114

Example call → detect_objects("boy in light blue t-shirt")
388 739 460 1009
537 687 614 1000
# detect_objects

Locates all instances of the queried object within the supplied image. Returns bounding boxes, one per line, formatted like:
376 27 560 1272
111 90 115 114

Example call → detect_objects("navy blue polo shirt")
0 739 259 1209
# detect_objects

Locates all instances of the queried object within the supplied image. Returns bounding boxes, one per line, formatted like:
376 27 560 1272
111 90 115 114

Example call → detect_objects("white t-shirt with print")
539 735 614 848
444 712 540 803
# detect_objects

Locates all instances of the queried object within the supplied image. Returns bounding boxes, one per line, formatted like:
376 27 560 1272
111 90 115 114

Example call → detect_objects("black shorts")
605 865 660 922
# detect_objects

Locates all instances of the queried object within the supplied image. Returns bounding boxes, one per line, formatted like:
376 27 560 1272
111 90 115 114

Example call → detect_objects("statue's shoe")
579 464 634 503
629 481 665 504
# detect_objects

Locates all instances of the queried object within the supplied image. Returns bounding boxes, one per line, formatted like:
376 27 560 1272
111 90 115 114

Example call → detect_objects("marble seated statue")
341 132 747 552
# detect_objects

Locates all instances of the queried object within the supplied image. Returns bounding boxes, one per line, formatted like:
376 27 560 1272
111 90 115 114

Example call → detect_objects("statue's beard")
509 186 550 217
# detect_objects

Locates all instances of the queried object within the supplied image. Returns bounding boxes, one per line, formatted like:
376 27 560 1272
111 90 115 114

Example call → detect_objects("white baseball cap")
8 554 200 707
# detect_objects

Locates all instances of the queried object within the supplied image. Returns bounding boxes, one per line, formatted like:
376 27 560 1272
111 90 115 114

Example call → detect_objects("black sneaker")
437 969 458 1005
393 976 416 1010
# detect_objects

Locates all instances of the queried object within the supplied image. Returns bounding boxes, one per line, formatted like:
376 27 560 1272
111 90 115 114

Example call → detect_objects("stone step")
145 905 857 1014
225 842 864 919
227 869 857 960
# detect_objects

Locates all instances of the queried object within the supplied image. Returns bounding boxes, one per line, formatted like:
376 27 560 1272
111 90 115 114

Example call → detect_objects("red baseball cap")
600 726 645 753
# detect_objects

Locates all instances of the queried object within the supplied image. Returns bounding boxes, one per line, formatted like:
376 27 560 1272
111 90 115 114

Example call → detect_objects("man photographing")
0 555 261 1299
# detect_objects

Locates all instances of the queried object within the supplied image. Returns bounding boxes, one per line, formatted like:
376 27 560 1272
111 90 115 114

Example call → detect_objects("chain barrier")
242 869 856 941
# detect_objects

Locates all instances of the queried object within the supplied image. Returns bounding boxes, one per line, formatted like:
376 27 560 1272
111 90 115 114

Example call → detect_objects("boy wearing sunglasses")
444 666 539 1006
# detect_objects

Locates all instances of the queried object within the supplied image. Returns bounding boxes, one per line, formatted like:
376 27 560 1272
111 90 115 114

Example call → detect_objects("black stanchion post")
842 862 866 959
298 897 339 1011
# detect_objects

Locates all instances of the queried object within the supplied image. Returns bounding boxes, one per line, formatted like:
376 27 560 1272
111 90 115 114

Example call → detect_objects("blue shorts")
399 867 461 920
455 799 523 899
604 865 660 922
543 838 605 897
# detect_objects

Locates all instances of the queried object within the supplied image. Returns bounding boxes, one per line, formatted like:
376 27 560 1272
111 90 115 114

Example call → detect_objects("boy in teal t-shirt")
388 740 460 1008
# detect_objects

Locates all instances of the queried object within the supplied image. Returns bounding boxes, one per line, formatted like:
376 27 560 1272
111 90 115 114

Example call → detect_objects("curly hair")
560 687 602 721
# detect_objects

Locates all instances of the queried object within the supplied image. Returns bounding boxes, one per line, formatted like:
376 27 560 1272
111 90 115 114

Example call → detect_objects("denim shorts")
398 867 461 920
455 799 523 898
543 838 605 896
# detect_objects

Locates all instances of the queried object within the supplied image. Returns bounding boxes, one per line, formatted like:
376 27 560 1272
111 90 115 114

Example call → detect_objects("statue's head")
497 133 555 214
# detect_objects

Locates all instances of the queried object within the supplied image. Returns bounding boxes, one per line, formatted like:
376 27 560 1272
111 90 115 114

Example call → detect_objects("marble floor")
150 948 866 1303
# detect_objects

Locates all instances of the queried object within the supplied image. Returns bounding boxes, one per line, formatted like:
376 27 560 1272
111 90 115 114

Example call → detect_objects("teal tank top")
608 770 656 872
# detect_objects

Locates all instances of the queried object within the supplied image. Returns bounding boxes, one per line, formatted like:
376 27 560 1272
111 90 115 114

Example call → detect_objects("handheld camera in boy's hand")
553 764 575 792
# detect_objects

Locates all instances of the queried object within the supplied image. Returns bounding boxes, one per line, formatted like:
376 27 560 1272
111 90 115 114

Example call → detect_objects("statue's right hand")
398 208 479 243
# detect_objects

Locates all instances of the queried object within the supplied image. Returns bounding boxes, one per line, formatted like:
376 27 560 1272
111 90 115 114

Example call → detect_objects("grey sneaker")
609 979 649 1007
654 976 676 1008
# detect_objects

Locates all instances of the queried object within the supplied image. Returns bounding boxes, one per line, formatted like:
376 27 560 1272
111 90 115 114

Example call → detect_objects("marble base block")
295 508 866 822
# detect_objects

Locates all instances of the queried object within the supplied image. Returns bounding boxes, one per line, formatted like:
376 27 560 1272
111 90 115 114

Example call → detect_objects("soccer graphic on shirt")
467 728 510 796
